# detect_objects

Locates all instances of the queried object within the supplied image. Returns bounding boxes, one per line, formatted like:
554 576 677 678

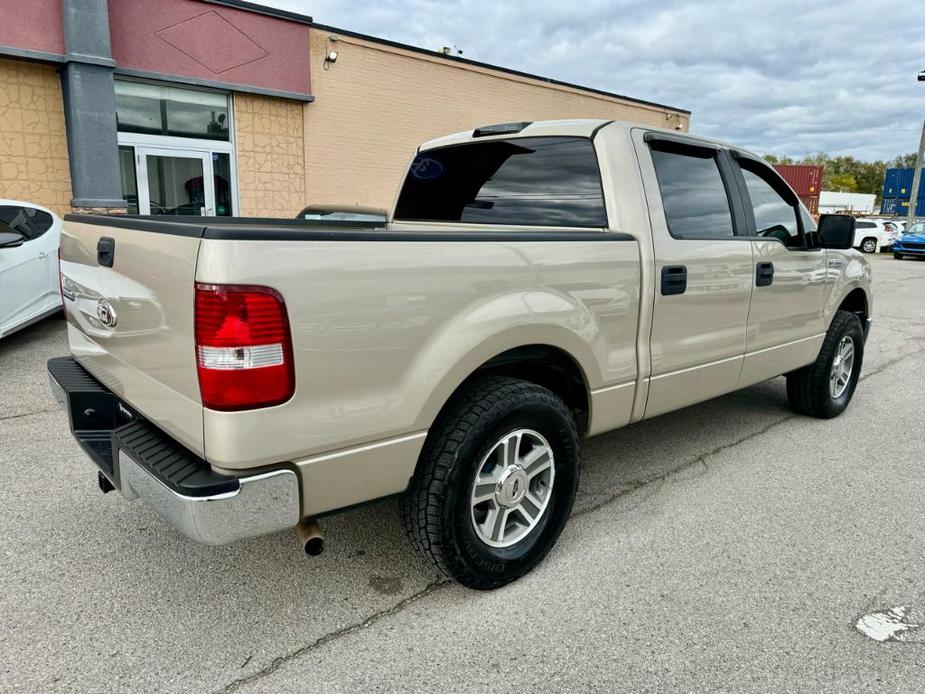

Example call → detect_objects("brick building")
0 0 690 218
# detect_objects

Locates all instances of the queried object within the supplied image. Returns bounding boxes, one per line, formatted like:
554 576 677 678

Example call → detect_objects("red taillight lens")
194 283 295 411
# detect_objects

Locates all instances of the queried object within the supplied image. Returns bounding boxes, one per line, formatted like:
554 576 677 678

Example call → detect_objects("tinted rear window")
393 136 607 228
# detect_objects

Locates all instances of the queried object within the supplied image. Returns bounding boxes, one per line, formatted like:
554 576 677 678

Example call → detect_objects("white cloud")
257 0 925 160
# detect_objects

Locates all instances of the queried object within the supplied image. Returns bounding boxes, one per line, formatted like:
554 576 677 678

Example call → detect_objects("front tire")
860 238 878 254
894 252 905 260
401 376 580 590
786 310 864 418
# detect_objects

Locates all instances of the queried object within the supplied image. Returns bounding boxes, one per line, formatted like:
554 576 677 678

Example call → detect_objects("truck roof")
418 119 751 157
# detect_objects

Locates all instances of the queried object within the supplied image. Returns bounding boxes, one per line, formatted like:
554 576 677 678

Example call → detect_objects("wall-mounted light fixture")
323 34 340 70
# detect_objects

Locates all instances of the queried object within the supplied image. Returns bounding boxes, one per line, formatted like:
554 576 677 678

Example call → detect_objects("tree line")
763 152 919 200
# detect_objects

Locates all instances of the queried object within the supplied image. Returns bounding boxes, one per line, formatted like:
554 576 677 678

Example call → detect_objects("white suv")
853 219 899 253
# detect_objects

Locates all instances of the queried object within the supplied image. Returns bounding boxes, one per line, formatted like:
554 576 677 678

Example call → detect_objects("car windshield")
906 221 925 235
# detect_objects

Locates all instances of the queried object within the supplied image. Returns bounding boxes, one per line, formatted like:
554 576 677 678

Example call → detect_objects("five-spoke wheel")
829 336 855 399
469 429 555 548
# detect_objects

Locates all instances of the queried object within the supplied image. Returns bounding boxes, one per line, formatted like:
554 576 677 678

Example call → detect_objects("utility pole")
908 119 925 227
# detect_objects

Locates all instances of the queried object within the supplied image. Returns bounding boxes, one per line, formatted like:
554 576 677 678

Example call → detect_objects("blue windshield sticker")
410 156 445 180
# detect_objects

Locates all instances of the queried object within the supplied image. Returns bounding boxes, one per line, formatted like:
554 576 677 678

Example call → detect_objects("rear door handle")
660 265 687 296
756 261 774 287
37 251 48 259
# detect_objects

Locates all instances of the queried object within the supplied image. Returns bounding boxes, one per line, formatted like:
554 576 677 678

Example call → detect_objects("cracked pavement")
2 255 924 692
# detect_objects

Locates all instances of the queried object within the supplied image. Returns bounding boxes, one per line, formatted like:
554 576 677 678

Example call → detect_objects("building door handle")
660 265 687 295
756 261 774 287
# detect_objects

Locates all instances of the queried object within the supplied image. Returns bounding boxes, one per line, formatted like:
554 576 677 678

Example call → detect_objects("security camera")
919 70 925 82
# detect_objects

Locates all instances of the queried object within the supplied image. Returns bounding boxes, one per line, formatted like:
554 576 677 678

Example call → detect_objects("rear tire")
860 238 877 254
786 310 864 419
401 376 580 590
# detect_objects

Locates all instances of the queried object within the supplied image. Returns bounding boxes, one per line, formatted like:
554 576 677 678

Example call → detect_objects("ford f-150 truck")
49 120 871 589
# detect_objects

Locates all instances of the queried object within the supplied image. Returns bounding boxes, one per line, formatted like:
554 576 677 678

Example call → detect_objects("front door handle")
37 251 48 259
661 265 687 296
756 261 774 287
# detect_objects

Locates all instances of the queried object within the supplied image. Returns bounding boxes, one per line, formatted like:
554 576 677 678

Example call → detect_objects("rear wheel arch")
465 345 591 435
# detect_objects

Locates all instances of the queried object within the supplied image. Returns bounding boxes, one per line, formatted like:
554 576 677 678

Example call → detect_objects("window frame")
645 134 749 241
728 151 816 251
392 135 610 230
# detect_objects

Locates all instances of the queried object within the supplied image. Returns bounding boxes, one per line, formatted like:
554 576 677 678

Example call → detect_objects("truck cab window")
739 166 803 248
649 147 735 239
393 136 607 228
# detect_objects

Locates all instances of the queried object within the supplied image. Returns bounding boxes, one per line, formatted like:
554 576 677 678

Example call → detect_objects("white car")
853 219 899 253
0 200 62 338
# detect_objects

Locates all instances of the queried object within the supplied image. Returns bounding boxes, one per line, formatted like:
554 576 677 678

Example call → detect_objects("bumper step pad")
48 357 238 497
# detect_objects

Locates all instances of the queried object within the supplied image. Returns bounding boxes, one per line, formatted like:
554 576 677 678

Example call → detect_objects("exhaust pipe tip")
297 517 325 556
304 536 325 556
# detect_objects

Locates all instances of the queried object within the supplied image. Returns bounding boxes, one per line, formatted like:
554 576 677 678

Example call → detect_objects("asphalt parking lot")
2 254 924 693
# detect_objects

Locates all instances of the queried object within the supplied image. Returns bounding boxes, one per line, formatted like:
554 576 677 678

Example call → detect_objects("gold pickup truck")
48 120 871 589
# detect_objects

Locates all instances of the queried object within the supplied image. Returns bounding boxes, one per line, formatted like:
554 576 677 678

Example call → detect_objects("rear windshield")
393 136 607 228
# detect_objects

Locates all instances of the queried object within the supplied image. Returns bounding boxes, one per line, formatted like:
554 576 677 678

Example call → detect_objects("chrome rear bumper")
117 451 299 545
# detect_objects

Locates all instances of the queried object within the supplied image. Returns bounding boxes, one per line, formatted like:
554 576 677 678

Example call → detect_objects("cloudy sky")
256 0 925 161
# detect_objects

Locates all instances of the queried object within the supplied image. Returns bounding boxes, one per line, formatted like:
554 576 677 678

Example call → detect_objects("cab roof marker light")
472 122 533 138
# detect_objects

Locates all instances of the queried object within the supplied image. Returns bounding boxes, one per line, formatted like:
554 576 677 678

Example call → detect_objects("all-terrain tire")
400 376 580 590
786 310 864 419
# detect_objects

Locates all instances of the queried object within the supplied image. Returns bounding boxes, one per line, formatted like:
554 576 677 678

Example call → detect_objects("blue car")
893 221 925 259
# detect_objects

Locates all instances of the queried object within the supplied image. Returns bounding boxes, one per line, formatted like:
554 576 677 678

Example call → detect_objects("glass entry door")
135 148 214 216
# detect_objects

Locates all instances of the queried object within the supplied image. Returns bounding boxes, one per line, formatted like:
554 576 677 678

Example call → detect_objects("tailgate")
60 218 205 457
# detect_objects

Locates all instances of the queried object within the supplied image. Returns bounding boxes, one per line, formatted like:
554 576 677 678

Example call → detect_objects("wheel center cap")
496 466 528 508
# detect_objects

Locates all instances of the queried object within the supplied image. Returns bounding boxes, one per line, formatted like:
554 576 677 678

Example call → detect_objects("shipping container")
880 198 900 215
893 197 925 217
773 164 824 197
799 195 820 215
881 167 925 199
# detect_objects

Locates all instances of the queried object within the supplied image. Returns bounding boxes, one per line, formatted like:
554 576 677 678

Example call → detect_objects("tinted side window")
0 206 53 241
393 136 607 227
649 147 735 239
739 166 802 248
856 221 875 229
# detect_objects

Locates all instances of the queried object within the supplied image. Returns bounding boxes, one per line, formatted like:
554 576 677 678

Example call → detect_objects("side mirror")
0 231 24 248
818 214 855 250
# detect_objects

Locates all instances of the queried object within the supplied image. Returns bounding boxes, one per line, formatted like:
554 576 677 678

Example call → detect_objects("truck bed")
60 213 639 514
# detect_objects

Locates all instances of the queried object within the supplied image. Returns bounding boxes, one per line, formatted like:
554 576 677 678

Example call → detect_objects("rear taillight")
194 283 295 411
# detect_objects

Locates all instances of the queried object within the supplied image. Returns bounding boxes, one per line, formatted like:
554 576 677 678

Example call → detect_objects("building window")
115 80 237 217
115 81 229 141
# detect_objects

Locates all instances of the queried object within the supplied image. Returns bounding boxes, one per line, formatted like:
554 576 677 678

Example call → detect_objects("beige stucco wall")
0 58 72 215
304 31 689 210
233 92 306 217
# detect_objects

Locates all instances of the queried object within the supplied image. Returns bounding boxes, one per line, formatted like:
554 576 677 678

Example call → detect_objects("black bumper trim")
48 357 239 497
